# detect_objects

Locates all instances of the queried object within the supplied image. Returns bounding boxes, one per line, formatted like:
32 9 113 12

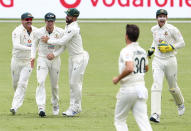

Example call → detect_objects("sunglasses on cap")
24 18 33 21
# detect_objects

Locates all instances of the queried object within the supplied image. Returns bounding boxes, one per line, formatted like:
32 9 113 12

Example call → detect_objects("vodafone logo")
59 0 191 8
0 0 14 7
1 0 191 8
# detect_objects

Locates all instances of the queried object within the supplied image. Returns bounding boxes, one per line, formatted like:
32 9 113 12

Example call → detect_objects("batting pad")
169 88 184 106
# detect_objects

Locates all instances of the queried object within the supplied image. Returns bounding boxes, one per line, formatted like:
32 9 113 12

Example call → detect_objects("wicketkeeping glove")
158 41 175 53
147 47 155 58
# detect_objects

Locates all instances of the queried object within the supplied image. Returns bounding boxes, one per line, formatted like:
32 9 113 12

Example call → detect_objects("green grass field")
0 21 191 131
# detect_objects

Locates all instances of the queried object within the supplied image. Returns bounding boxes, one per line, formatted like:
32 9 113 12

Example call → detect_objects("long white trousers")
151 56 184 116
114 86 152 131
68 51 89 112
11 57 32 111
36 57 61 112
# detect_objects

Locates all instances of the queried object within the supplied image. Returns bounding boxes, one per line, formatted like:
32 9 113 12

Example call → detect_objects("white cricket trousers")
151 56 184 116
11 57 32 111
114 86 152 131
68 51 89 112
36 57 61 112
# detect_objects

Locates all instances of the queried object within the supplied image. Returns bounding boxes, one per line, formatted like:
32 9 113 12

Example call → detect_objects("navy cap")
21 12 33 20
45 12 56 21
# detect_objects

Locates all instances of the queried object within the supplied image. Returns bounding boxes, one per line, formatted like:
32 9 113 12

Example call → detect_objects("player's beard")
23 22 32 29
66 17 73 25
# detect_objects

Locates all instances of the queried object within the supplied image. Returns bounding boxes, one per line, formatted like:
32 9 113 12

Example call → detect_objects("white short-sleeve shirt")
119 42 148 87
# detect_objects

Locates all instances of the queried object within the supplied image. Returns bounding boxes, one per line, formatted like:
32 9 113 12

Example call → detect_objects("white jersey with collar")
119 42 148 87
12 24 38 60
151 23 185 58
47 21 85 56
31 26 65 58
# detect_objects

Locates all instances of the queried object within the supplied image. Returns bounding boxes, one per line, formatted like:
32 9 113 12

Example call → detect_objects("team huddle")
10 8 89 117
10 8 185 131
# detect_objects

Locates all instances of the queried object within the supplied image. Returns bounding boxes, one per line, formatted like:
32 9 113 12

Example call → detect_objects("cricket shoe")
39 111 46 117
62 108 81 117
10 108 16 115
150 113 160 123
53 106 59 115
178 104 185 116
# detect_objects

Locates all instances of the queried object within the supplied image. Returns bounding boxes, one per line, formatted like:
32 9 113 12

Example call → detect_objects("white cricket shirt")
31 26 65 59
12 24 37 60
119 42 148 87
151 23 185 58
47 21 85 56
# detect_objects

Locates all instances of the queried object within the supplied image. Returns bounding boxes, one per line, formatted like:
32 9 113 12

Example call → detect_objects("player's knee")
37 80 45 88
70 83 82 92
18 81 27 88
52 85 58 89
169 87 184 105
70 83 77 89
151 83 162 92
169 87 180 94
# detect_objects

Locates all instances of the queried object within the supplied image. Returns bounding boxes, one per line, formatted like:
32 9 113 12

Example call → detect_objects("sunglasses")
24 18 33 21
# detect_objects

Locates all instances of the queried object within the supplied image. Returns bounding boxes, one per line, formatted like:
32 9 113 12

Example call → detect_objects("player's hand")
113 77 119 85
158 41 174 53
47 53 55 60
147 47 155 59
30 58 35 68
41 36 49 43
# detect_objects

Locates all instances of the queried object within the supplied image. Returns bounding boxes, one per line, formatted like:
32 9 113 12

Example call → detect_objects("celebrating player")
148 9 185 123
41 8 89 117
10 12 37 115
113 24 152 131
31 12 65 117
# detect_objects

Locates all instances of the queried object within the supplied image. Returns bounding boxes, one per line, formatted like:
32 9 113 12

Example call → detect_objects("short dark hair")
126 24 139 42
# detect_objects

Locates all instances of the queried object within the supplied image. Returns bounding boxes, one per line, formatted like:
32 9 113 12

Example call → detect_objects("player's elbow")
125 61 134 74
127 66 134 74
145 65 149 72
182 41 185 47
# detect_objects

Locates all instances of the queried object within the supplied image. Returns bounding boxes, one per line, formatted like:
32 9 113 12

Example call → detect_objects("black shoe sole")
150 117 159 123
39 111 46 117
10 109 16 115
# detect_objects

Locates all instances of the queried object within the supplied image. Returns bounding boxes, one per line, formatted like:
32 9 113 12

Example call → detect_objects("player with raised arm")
41 8 89 117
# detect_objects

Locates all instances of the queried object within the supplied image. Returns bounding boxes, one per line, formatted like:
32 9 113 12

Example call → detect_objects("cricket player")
113 24 152 131
10 12 37 115
31 12 65 117
41 8 89 117
148 9 185 123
